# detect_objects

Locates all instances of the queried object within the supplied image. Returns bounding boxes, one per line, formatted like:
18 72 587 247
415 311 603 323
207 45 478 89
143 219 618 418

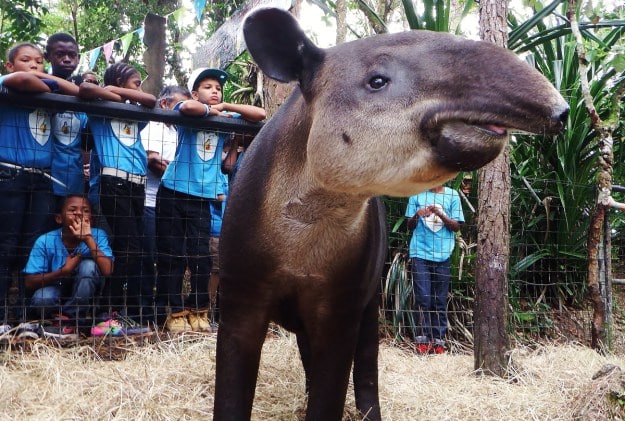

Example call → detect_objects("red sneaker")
432 345 445 354
415 342 432 354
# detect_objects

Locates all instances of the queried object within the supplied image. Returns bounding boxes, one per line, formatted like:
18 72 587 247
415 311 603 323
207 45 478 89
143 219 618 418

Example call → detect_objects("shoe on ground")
115 314 151 335
188 309 211 332
43 325 79 340
165 310 192 333
16 322 43 340
0 324 12 335
432 338 446 354
415 342 432 354
91 319 124 337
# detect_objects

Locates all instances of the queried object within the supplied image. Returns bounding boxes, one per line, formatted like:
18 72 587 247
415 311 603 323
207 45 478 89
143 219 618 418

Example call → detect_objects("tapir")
215 7 568 421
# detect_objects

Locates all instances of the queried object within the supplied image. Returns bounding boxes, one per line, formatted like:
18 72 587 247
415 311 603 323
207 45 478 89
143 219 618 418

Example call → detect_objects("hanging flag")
120 32 134 57
103 41 115 63
172 6 186 26
89 48 101 69
136 27 145 41
194 0 206 22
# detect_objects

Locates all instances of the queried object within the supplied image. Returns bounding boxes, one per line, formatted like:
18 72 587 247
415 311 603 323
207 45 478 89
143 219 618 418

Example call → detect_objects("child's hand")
69 216 92 239
60 253 82 276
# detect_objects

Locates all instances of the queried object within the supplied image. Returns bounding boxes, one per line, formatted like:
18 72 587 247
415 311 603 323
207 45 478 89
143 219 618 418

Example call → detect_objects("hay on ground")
1 332 625 420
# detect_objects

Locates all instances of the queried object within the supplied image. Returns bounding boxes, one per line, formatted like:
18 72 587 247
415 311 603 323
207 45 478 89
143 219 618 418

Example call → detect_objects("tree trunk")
566 0 614 350
141 13 167 98
474 0 510 377
335 0 347 44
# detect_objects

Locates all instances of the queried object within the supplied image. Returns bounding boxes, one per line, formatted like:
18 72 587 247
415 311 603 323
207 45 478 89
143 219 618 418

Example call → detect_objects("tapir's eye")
368 76 388 90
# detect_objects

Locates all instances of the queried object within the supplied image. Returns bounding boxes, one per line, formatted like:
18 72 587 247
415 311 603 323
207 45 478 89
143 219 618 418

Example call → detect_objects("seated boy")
23 195 113 338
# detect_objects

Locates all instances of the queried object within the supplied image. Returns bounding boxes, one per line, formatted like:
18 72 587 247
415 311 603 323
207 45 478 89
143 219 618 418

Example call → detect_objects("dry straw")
1 331 624 420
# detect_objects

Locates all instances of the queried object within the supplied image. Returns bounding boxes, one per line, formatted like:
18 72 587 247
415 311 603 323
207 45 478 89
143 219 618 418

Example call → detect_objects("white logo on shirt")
423 203 445 232
28 109 52 146
53 112 81 145
111 119 138 147
196 131 218 161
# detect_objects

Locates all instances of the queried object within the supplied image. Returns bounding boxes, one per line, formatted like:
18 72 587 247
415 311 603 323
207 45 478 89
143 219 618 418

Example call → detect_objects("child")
23 195 113 339
79 62 156 333
140 85 191 280
0 42 79 332
155 68 265 332
45 33 90 205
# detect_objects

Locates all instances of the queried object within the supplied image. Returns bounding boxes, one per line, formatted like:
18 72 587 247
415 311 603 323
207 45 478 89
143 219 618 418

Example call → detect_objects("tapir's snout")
422 84 569 172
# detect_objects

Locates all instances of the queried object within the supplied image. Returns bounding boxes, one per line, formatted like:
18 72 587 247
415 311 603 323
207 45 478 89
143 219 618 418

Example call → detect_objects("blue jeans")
156 186 212 319
0 168 55 323
410 257 451 341
29 259 104 319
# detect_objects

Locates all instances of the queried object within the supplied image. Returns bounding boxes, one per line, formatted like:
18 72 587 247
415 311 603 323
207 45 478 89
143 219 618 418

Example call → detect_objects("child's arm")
178 99 210 117
23 253 83 291
29 71 79 96
79 82 123 102
2 71 64 94
212 102 266 122
105 86 157 108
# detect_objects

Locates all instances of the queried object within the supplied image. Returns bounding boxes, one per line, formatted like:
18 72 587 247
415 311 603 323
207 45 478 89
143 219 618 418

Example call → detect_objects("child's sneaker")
432 339 446 354
188 309 211 332
16 322 43 340
43 314 79 340
43 325 79 340
414 336 431 354
115 314 151 335
165 310 192 333
91 319 124 336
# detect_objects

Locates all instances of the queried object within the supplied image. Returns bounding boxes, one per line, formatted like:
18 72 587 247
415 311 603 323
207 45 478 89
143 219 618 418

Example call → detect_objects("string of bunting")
79 1 206 72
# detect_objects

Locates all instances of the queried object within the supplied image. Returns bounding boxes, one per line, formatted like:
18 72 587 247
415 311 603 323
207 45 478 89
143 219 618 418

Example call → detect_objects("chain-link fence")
0 90 614 350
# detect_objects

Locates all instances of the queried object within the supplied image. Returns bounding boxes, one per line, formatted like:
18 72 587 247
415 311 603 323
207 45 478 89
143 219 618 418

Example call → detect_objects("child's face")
160 93 191 110
121 72 143 91
57 197 91 228
192 77 223 105
5 46 44 73
45 41 79 79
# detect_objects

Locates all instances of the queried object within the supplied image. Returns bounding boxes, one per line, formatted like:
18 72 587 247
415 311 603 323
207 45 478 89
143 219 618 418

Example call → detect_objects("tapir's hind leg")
213 295 270 421
353 294 381 420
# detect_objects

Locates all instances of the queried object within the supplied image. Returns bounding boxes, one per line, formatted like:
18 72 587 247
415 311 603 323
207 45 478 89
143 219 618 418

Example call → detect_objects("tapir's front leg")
213 292 270 421
353 293 381 421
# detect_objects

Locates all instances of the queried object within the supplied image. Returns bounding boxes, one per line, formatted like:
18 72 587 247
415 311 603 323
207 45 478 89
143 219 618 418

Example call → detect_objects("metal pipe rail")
0 87 264 135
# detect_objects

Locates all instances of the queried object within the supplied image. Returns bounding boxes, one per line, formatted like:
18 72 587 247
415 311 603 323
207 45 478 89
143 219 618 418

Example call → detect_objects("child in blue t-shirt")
0 42 80 330
405 185 464 354
155 68 265 332
23 195 113 338
78 62 156 332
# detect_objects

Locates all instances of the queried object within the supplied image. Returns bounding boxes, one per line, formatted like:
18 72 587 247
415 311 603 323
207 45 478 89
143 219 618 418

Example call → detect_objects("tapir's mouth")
423 117 510 171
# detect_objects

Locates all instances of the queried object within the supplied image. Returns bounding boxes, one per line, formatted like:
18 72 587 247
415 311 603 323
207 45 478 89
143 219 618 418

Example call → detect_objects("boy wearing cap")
155 68 265 332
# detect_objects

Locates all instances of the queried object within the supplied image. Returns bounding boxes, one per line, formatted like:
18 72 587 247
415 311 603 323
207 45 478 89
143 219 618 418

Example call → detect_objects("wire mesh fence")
0 90 613 351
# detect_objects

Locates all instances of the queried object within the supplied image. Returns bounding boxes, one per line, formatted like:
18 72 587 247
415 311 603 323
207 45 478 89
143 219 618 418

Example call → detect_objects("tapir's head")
243 8 569 197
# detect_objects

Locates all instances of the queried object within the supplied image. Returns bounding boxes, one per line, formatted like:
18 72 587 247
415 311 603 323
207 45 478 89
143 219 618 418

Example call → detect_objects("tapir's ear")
243 8 324 87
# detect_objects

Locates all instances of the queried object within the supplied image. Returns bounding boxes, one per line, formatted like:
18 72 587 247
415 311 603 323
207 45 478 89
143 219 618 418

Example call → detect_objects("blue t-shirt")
161 102 240 199
87 115 147 176
23 227 113 275
52 111 89 195
0 75 53 168
405 187 464 262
